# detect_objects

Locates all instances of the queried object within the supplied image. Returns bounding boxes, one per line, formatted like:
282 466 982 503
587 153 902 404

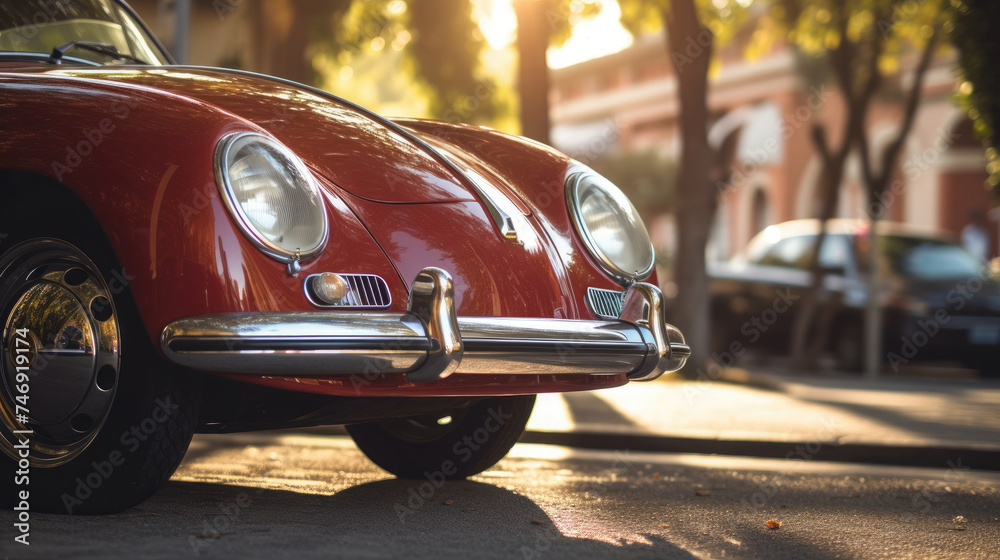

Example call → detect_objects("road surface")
3 428 998 559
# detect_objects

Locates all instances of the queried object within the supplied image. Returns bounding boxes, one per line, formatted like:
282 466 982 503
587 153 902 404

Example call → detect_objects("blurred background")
133 0 999 380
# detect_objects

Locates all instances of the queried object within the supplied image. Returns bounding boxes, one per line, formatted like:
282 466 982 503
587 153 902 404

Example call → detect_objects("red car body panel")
0 65 647 396
397 120 641 317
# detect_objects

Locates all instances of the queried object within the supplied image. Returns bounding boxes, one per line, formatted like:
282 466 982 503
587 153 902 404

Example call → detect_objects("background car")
0 0 688 514
709 219 1000 374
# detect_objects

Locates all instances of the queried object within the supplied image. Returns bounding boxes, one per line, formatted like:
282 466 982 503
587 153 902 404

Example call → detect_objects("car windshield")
0 0 168 65
875 235 984 281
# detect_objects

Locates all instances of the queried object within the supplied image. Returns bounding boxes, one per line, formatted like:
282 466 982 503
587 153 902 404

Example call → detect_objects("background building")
549 32 997 261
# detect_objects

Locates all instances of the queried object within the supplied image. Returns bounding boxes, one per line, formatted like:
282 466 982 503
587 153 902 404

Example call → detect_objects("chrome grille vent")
306 273 392 308
586 287 625 319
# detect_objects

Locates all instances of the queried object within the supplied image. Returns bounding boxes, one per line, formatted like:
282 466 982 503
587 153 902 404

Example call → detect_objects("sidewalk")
523 369 1000 470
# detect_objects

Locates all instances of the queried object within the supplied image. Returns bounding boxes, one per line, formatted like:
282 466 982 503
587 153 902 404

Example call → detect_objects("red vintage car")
0 0 688 514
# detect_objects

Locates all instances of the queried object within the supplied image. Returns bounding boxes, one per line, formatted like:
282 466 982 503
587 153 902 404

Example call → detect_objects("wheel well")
0 171 113 255
0 170 96 223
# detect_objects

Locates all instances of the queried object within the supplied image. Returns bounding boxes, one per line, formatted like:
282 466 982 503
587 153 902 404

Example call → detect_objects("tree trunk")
513 0 552 144
664 0 717 375
858 28 939 378
789 9 885 370
252 0 349 85
789 126 851 369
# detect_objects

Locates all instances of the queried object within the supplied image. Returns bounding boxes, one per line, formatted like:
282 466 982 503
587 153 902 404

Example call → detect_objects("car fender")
0 73 405 351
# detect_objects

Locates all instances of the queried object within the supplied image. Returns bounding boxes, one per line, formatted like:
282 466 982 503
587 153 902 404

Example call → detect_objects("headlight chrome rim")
214 132 329 264
566 170 655 286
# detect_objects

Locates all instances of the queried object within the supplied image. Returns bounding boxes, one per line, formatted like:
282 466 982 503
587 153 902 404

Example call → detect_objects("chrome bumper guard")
160 268 691 382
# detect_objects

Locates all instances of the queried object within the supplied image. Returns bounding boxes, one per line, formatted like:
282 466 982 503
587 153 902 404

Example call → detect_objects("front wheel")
0 237 200 514
347 395 535 479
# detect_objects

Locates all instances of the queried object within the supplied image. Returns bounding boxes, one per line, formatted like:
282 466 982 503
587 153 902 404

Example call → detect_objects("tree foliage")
766 0 946 373
950 0 1000 191
405 0 496 122
313 0 604 129
618 0 748 48
313 0 496 124
591 151 677 218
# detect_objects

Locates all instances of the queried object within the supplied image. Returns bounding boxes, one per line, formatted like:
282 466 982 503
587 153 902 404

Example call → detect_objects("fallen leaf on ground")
695 490 711 496
766 520 783 530
443 499 454 505
661 524 671 528
653 472 660 478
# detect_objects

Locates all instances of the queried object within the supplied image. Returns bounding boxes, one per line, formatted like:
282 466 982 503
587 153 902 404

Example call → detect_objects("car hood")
37 66 482 204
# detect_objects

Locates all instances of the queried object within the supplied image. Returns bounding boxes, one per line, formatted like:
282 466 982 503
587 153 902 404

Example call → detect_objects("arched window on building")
751 187 771 237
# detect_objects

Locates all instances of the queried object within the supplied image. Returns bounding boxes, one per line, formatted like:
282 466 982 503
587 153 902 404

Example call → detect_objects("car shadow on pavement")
10 479 697 560
7 457 995 559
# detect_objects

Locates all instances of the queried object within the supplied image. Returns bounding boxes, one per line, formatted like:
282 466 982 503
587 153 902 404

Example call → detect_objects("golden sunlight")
473 0 634 68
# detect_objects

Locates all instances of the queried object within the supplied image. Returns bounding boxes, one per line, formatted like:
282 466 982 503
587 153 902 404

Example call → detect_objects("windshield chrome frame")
113 0 174 64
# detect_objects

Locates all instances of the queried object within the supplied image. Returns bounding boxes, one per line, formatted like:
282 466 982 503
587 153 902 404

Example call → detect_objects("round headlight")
566 170 655 284
215 132 328 262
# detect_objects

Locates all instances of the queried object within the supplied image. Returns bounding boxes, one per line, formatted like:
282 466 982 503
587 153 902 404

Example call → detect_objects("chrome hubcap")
0 239 120 467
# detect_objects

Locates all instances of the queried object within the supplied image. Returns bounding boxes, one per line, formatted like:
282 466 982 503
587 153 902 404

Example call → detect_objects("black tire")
347 395 535 479
0 195 200 514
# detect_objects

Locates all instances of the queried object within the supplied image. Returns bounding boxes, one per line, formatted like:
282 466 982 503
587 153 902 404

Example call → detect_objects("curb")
717 367 790 392
520 430 1000 472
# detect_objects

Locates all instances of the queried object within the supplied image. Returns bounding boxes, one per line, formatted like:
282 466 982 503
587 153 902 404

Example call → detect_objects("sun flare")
473 0 634 68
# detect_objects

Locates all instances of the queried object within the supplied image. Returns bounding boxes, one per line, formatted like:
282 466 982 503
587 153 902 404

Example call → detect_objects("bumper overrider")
160 268 690 382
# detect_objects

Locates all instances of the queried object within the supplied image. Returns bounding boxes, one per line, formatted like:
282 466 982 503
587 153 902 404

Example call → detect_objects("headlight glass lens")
216 133 327 261
568 171 654 283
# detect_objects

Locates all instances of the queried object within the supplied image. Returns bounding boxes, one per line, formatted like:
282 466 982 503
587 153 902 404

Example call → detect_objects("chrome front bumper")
160 268 690 382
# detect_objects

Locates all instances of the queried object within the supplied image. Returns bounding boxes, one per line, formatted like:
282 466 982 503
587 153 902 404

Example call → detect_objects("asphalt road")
3 431 999 560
